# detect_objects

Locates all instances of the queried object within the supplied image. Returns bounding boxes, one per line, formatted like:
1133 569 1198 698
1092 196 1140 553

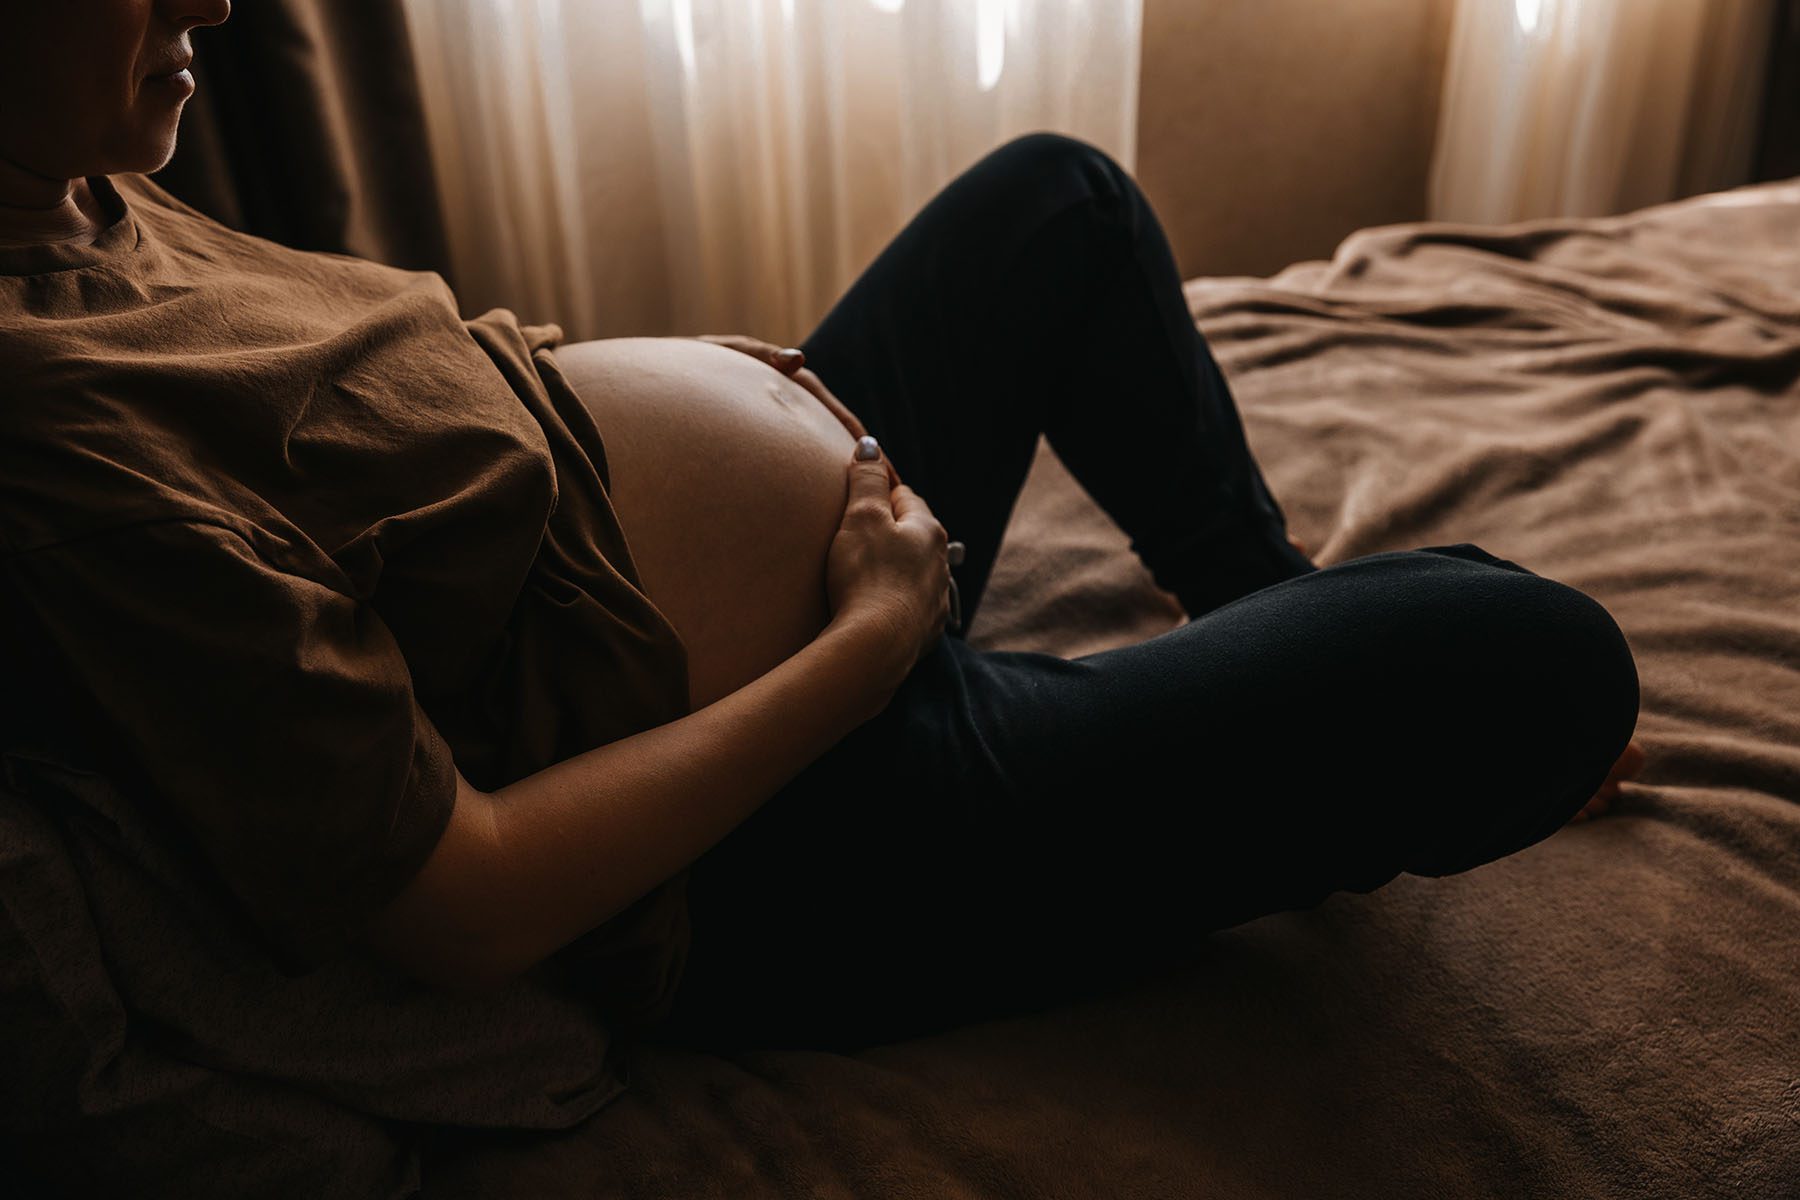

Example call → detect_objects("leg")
646 545 1641 1054
797 131 1315 634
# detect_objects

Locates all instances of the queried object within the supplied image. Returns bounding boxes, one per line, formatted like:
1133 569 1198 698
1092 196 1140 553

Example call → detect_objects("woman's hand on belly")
556 336 876 710
689 333 903 490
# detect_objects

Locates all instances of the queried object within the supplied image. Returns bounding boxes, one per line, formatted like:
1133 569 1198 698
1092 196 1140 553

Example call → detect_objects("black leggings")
645 132 1641 1055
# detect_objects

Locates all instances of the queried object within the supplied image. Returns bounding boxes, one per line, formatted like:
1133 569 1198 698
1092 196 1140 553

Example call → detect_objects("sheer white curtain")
400 0 1143 345
1428 0 1776 224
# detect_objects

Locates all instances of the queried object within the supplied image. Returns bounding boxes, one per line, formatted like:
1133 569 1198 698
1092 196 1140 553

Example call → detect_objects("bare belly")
553 336 859 710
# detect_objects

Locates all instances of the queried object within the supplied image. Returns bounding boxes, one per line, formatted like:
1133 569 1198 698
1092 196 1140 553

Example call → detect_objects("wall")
1133 0 1455 280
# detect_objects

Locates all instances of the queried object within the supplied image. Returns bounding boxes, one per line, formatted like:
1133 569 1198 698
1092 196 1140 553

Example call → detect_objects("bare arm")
364 439 948 994
361 611 912 995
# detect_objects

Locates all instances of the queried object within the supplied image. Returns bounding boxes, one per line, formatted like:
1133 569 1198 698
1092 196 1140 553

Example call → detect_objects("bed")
422 175 1800 1198
7 175 1798 1198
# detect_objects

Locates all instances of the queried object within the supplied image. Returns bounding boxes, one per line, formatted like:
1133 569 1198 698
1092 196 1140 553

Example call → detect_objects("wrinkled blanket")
426 180 1800 1199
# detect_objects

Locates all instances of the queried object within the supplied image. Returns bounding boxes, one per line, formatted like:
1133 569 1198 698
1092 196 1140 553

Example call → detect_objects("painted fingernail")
774 347 803 367
854 435 881 461
947 540 966 566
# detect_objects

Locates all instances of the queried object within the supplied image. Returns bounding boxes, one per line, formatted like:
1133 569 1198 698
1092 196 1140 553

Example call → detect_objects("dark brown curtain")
1756 0 1800 183
152 0 455 284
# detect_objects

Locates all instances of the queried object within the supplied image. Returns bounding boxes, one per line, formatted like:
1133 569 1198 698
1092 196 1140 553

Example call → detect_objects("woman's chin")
149 126 184 170
116 112 186 175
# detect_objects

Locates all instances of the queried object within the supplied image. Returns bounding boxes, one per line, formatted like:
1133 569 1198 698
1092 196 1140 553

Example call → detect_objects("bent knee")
1440 546 1637 739
990 130 1115 174
1310 543 1635 750
968 130 1136 225
1372 545 1640 872
1404 544 1635 728
1497 563 1640 812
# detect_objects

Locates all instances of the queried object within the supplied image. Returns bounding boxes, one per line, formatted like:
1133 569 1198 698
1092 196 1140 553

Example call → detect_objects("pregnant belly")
554 336 860 710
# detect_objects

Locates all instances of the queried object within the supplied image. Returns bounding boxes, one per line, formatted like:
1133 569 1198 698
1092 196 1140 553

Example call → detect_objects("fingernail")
854 435 881 461
947 540 966 566
774 347 803 367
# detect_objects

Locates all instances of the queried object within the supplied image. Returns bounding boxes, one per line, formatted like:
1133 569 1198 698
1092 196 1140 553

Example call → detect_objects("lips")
147 53 193 80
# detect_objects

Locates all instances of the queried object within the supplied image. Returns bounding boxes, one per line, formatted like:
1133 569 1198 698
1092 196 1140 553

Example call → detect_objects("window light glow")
1516 0 1542 34
671 0 696 78
977 0 1005 91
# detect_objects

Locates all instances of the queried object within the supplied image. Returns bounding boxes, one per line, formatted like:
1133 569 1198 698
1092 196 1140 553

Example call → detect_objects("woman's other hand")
691 333 902 489
824 436 950 692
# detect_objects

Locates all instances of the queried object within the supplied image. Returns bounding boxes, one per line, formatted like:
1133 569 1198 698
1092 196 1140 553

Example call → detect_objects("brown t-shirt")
0 173 695 1185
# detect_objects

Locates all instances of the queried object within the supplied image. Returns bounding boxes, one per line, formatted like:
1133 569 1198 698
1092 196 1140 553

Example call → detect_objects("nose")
162 0 231 29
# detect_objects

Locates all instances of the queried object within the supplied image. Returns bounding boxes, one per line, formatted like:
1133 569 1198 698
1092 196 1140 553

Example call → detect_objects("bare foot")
1569 738 1647 824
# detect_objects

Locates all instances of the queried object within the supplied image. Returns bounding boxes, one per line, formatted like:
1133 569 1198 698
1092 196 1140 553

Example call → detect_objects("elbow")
365 919 540 999
382 930 521 998
361 769 533 997
362 893 531 998
360 919 508 997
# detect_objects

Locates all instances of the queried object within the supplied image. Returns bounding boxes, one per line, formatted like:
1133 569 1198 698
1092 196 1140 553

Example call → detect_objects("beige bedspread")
428 179 1800 1198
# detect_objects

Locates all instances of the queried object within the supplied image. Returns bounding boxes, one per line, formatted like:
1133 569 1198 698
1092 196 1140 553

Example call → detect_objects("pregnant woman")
1 0 1644 1075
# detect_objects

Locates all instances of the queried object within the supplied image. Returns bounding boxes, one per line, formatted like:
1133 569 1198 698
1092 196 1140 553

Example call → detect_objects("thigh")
650 544 1640 1053
652 632 1077 1054
796 132 1145 631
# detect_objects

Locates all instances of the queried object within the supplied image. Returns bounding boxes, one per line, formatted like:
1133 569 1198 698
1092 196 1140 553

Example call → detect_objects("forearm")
469 614 907 990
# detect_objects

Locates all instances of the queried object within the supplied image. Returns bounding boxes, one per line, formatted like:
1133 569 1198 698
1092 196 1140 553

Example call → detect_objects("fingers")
887 468 946 533
848 437 947 545
693 333 805 375
841 435 958 640
792 366 865 430
715 350 884 484
692 332 757 357
890 480 954 629
845 436 896 518
702 339 893 483
792 366 881 471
